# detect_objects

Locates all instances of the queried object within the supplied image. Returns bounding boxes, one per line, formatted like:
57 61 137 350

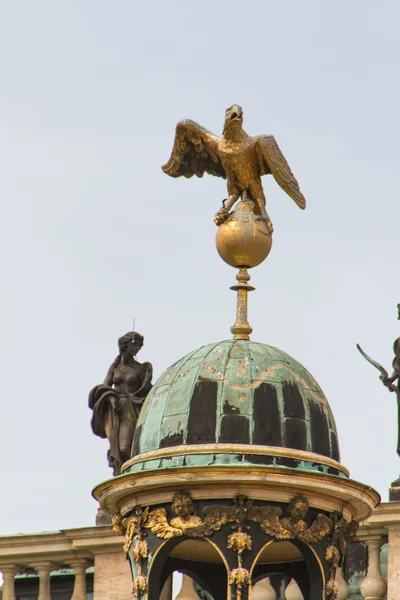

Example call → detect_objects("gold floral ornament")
132 575 147 598
229 568 251 600
132 540 148 563
227 531 252 554
325 580 339 599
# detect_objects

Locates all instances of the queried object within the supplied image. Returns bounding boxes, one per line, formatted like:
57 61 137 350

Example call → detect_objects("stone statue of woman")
89 331 152 475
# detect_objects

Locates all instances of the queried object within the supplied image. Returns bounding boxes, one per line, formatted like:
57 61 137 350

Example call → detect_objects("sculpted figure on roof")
89 331 152 475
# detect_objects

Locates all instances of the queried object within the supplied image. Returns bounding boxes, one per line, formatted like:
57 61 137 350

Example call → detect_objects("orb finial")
215 199 272 340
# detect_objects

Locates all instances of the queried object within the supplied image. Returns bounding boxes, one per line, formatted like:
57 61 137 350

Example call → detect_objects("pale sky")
0 1 399 537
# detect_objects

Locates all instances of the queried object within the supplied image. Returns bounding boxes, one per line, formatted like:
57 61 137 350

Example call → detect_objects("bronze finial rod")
230 268 255 340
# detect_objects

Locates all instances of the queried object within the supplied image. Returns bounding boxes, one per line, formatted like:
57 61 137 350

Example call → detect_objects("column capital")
69 558 91 569
0 565 21 576
29 560 58 574
365 537 386 550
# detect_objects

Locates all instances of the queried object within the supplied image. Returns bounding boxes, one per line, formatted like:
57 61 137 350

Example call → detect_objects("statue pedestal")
389 477 400 501
95 508 112 526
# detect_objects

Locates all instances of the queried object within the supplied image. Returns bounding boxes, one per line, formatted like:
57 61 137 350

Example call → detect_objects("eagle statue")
162 105 306 233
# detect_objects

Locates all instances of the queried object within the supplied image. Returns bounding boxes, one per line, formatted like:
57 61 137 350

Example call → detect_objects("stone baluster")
30 561 56 600
252 577 276 599
336 566 349 600
360 538 387 600
285 578 303 600
0 565 20 600
70 559 90 600
175 575 198 599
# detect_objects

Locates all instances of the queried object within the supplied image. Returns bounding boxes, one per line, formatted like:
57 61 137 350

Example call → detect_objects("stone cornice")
358 500 400 541
0 526 121 567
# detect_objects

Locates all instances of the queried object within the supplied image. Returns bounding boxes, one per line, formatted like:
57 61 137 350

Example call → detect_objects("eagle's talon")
214 208 229 226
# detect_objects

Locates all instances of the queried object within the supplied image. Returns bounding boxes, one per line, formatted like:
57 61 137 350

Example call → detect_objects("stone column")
360 538 387 600
0 565 20 600
285 578 303 600
336 566 349 600
30 561 56 600
70 559 90 600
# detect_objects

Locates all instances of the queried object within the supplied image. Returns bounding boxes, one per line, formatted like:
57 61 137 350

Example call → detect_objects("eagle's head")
223 104 243 136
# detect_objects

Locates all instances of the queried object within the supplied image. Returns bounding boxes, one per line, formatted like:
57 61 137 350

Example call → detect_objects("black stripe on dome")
282 381 305 419
219 415 250 444
330 430 340 462
309 402 330 457
283 417 307 450
253 383 282 446
187 380 217 444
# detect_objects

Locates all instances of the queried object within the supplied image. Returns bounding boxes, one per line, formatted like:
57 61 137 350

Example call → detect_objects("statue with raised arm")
162 105 306 234
357 304 400 456
89 332 152 475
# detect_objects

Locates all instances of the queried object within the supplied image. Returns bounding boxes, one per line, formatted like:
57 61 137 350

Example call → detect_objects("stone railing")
0 526 132 600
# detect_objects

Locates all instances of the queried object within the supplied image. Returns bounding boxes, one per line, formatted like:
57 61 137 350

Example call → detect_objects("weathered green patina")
126 340 344 477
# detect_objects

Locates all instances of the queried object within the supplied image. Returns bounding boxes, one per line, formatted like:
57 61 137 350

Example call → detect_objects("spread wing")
256 135 306 209
144 508 182 540
187 504 237 538
162 119 226 179
247 506 292 540
299 514 333 543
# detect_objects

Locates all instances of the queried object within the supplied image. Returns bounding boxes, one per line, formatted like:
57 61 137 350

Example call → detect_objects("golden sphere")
216 200 272 268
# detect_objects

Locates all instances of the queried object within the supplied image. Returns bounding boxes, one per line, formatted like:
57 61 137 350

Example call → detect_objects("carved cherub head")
287 495 309 521
172 491 195 521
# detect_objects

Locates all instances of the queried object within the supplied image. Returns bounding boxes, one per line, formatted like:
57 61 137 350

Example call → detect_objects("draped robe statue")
89 331 152 475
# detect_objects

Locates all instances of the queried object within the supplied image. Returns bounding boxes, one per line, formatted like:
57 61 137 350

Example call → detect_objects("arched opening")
251 540 324 600
147 537 227 600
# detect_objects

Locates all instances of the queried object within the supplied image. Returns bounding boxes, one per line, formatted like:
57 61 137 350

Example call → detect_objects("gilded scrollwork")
142 492 335 547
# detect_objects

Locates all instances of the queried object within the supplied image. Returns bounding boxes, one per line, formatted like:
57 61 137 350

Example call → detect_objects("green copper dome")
125 339 346 477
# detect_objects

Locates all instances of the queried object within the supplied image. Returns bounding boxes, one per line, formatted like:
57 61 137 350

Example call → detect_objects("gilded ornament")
325 579 339 599
132 540 148 564
112 506 149 555
228 568 251 600
144 491 204 539
132 575 147 598
162 105 306 235
247 495 333 543
325 545 340 568
112 513 124 536
227 531 252 554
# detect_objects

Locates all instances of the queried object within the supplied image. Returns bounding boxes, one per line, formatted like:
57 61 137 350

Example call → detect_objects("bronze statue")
357 304 400 456
162 104 306 233
89 332 152 475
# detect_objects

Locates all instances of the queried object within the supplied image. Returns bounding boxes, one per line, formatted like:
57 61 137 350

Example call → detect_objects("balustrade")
360 538 387 600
